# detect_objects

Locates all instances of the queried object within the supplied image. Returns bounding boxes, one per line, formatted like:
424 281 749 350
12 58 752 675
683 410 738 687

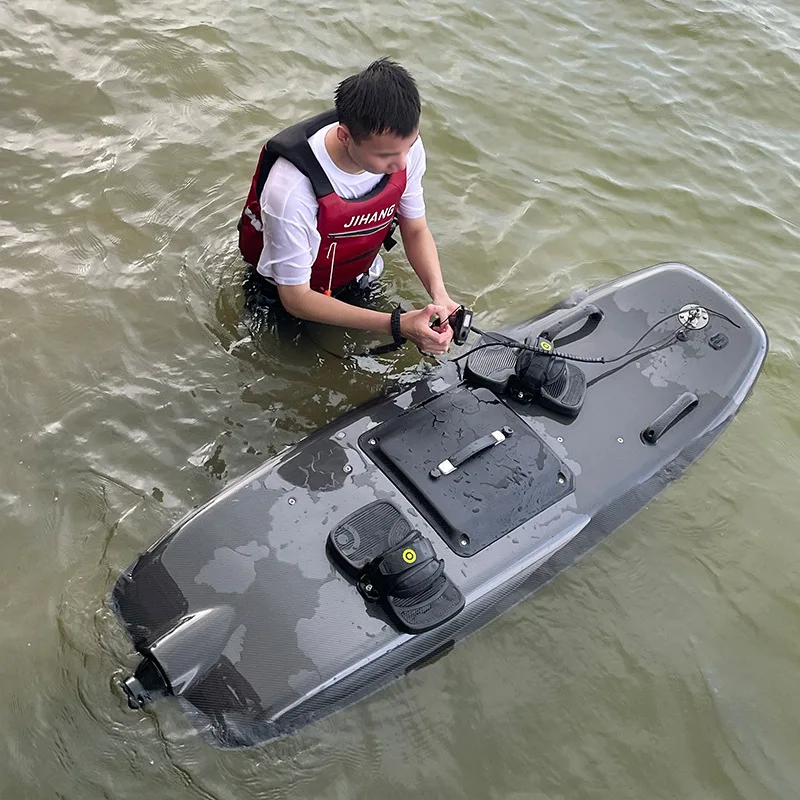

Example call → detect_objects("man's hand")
400 304 453 355
429 293 460 334
432 294 460 324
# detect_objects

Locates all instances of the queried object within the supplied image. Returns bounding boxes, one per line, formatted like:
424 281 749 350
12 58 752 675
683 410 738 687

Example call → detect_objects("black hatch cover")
360 387 574 556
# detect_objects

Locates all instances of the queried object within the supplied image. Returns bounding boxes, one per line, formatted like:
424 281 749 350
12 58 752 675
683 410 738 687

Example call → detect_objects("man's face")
341 127 419 175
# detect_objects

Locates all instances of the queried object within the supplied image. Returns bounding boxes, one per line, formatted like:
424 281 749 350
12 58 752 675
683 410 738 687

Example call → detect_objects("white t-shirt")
256 123 427 285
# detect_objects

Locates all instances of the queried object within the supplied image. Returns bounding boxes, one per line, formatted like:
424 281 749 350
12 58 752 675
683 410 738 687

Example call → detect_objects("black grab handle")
430 426 513 478
539 303 604 341
641 392 699 444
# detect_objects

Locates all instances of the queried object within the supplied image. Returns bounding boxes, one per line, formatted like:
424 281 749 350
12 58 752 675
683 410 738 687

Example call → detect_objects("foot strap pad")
328 502 465 634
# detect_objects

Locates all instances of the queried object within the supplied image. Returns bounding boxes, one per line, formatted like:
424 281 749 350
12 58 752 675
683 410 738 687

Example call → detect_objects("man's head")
334 58 421 175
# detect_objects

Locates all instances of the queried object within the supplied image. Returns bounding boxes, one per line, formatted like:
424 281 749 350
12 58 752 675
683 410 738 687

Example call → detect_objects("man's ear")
336 124 352 145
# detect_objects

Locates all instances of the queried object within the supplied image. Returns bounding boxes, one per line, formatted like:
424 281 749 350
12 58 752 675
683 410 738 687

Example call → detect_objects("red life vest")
238 111 405 293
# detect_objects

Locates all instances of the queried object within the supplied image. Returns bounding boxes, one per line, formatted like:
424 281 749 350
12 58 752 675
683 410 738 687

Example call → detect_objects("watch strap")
390 305 407 346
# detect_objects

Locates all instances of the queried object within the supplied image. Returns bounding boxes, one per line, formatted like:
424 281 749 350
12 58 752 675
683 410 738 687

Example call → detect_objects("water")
2 0 799 796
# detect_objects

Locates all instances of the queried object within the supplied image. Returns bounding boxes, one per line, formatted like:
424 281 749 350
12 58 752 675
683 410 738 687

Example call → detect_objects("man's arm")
398 215 459 321
278 284 452 355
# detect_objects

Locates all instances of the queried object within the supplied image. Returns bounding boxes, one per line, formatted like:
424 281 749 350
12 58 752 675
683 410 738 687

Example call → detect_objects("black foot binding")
328 502 465 634
514 346 586 417
464 333 586 417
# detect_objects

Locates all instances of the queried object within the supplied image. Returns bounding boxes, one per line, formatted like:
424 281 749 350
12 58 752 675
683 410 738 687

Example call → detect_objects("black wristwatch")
390 305 407 346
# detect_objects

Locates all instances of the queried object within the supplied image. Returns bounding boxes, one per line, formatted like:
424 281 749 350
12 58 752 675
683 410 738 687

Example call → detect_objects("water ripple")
1 0 800 797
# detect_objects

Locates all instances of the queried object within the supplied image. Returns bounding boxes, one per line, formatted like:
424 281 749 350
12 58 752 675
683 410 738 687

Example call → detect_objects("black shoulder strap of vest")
256 109 338 201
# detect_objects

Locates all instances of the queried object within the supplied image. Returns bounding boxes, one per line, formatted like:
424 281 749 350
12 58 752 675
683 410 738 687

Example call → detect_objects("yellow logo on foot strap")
402 548 417 564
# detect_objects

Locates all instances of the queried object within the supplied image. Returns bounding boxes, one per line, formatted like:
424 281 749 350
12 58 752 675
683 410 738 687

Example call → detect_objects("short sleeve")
398 138 426 220
257 158 321 285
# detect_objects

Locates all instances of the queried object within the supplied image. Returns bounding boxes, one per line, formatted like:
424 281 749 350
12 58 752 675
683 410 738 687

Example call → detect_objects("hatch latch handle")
430 426 513 478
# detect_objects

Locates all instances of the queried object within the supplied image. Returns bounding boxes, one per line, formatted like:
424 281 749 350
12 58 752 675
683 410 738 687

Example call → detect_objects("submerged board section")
361 386 574 555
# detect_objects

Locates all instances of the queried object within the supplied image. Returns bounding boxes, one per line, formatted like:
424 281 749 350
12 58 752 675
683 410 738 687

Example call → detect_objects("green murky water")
2 0 799 797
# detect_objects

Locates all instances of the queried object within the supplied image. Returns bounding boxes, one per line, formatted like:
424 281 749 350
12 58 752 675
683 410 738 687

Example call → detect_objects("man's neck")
324 126 364 175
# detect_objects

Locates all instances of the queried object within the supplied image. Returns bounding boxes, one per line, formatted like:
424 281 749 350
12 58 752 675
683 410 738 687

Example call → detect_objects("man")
237 58 458 355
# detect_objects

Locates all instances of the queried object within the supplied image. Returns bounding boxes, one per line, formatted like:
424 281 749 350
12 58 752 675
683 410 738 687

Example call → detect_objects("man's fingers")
404 305 454 354
422 329 451 355
423 303 449 322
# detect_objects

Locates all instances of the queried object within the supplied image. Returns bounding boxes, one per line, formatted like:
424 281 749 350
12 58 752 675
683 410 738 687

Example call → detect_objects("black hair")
334 58 421 142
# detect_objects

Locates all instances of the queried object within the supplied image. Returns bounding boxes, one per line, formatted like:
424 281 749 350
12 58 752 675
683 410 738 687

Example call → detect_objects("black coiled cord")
454 308 739 367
